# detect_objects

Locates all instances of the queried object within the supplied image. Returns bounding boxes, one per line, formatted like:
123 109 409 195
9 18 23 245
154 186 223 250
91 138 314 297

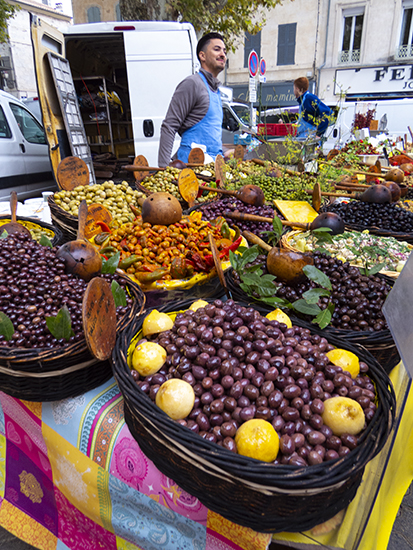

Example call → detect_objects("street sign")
249 77 257 103
259 58 266 76
248 50 259 78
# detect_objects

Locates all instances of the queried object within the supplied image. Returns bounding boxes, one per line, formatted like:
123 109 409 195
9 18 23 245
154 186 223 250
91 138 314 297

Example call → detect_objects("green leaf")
367 262 386 275
229 249 240 270
313 303 334 329
0 312 14 341
261 296 292 309
0 230 8 239
101 251 120 274
45 306 74 341
111 280 127 307
238 246 260 269
272 216 283 237
303 265 332 290
39 234 53 248
292 299 321 316
301 288 330 304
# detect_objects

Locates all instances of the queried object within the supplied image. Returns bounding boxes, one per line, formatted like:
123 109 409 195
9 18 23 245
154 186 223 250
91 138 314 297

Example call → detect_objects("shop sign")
230 81 297 107
335 64 413 95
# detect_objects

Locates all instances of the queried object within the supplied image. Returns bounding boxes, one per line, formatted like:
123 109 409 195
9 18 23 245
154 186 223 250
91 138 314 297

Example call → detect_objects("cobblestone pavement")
0 485 412 549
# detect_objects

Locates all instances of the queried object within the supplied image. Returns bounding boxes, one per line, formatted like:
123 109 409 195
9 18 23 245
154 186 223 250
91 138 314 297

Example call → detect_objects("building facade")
0 0 71 98
225 0 412 110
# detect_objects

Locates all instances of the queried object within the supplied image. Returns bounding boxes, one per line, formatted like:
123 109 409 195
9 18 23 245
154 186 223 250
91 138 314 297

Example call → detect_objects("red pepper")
101 254 108 260
203 235 243 269
96 220 111 233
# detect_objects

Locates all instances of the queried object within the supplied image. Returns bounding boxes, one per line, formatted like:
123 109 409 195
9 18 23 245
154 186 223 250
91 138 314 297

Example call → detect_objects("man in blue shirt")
293 77 333 140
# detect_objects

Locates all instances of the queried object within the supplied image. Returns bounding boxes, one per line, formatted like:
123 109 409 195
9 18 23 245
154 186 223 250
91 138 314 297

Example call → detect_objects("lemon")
235 419 279 462
132 342 166 376
155 379 195 420
265 308 292 328
189 299 209 312
142 309 174 337
322 396 365 436
326 348 360 379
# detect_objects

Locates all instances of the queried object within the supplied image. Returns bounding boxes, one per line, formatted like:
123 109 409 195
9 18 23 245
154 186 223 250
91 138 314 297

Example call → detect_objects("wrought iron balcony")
395 45 413 59
338 49 361 64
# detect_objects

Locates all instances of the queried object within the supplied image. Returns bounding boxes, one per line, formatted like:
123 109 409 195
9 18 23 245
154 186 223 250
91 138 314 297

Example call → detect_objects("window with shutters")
396 1 413 58
277 23 296 66
87 6 101 23
244 31 261 68
338 8 364 64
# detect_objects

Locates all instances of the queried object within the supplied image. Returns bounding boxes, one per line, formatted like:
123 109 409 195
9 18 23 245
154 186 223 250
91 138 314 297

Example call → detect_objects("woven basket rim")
112 297 396 491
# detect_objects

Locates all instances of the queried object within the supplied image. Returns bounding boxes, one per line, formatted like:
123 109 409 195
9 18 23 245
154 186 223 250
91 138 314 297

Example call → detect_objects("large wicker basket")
0 272 145 402
48 195 78 242
112 298 395 534
225 268 400 374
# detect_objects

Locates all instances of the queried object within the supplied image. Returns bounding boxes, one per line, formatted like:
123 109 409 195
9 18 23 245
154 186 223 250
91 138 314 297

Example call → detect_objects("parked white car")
0 90 55 201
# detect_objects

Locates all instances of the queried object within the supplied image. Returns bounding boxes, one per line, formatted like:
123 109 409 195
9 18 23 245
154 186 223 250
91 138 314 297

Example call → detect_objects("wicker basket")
225 268 400 374
0 215 64 247
0 273 145 402
281 230 409 279
48 195 78 242
112 298 395 533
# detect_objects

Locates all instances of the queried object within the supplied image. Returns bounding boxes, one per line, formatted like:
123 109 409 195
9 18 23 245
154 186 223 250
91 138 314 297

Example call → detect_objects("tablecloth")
0 362 411 550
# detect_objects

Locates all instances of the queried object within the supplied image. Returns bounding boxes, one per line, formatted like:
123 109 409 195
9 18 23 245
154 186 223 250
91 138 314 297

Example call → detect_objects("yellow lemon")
322 396 365 436
265 308 292 328
155 379 195 420
326 348 360 379
235 419 279 462
142 309 174 337
132 342 166 376
189 299 209 312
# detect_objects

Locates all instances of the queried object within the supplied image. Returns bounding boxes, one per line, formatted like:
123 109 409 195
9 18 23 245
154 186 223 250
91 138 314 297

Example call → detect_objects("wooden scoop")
56 200 102 282
242 230 314 285
208 233 231 298
1 191 31 237
225 210 345 235
309 183 393 208
57 156 89 190
177 168 264 208
82 276 117 361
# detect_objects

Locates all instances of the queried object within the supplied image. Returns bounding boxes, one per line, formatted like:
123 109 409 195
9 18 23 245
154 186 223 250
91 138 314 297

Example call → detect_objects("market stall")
1 138 413 550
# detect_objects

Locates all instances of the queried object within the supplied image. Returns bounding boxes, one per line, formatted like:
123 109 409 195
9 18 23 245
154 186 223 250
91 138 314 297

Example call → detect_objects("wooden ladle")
1 191 31 238
56 200 102 282
242 230 314 285
225 210 345 235
178 168 264 208
308 183 393 209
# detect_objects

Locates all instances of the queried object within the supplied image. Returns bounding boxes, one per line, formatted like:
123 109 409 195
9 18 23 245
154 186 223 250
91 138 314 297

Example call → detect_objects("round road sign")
260 58 266 76
248 50 259 78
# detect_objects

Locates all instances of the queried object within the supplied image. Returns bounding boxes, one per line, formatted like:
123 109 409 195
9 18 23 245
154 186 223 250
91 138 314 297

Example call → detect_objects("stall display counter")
0 362 410 550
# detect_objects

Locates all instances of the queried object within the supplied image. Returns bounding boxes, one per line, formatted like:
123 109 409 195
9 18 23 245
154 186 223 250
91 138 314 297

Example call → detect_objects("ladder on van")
47 52 96 185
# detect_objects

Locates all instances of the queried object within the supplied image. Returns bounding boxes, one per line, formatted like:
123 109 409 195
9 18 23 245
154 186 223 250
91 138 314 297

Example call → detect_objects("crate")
275 123 297 136
257 123 277 136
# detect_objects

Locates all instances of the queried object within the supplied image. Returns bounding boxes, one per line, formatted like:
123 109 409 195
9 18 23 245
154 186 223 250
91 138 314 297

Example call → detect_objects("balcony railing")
395 44 413 59
338 49 361 64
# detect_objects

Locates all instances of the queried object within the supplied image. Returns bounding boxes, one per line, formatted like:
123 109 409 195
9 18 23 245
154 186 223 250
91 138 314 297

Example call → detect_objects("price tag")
133 155 150 183
57 156 89 191
382 255 413 378
214 154 226 187
177 168 199 208
84 203 112 240
234 144 245 160
188 147 205 165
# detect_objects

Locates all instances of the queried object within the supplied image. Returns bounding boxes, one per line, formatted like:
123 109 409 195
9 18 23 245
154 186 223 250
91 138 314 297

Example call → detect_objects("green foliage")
0 312 14 341
45 306 74 341
0 0 19 43
101 251 120 274
166 0 284 51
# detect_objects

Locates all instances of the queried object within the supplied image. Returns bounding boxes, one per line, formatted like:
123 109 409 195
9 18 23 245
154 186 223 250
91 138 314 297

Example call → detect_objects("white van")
31 18 198 180
0 90 55 200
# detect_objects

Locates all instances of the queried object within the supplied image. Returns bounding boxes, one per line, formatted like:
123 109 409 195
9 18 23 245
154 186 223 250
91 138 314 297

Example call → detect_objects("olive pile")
133 299 377 464
195 197 278 238
53 181 144 223
0 233 132 349
141 167 214 204
232 252 391 332
324 201 413 232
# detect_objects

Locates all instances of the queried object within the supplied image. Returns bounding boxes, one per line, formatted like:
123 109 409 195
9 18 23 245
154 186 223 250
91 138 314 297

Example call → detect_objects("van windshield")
232 105 250 125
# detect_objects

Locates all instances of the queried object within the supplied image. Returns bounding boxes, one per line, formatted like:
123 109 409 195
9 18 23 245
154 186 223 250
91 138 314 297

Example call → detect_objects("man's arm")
158 75 208 167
